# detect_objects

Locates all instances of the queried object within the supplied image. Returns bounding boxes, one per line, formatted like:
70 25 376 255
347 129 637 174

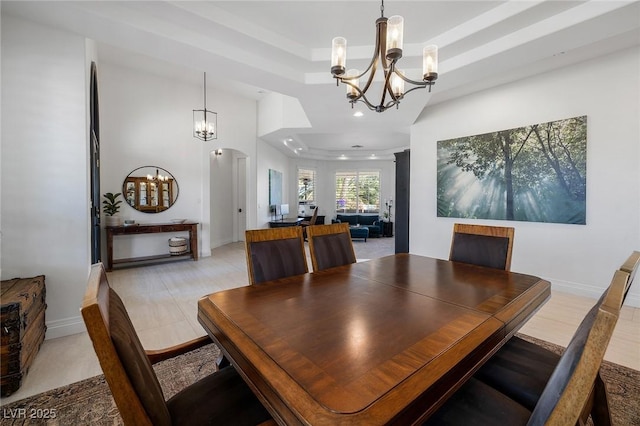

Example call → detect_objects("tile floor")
1 237 638 405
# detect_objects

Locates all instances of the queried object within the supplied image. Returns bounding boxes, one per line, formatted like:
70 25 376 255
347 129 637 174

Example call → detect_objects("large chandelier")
330 0 438 113
193 72 217 141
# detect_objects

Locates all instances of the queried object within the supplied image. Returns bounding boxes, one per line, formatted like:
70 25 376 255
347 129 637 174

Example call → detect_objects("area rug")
0 344 220 425
1 336 638 425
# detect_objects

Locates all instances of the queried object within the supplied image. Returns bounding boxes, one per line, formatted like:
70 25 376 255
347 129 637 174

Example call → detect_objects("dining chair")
469 250 639 424
306 223 356 272
619 250 639 303
245 226 309 285
424 268 629 426
300 206 319 227
81 263 273 426
301 206 319 240
449 223 515 271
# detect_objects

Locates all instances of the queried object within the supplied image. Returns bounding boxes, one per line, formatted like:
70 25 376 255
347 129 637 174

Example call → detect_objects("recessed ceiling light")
353 111 364 117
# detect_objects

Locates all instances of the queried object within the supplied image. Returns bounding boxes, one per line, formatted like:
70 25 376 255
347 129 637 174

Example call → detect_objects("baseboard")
45 315 86 340
551 278 639 308
626 294 640 308
211 237 234 250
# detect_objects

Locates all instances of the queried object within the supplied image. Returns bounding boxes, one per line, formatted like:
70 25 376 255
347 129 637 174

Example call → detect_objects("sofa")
332 214 382 238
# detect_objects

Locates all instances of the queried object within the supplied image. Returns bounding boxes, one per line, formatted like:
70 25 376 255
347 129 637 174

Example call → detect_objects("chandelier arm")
394 70 429 87
378 16 390 68
359 59 380 99
356 16 386 96
399 85 427 98
341 46 378 82
340 15 384 83
380 65 397 108
355 95 380 112
383 100 399 110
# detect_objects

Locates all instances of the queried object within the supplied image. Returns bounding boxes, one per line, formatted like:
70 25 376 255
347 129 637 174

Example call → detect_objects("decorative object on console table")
384 198 393 222
1 276 47 397
102 192 123 227
382 221 394 237
168 237 188 256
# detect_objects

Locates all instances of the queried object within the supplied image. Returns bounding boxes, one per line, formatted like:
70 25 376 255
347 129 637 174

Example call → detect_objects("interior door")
237 157 247 241
90 62 101 263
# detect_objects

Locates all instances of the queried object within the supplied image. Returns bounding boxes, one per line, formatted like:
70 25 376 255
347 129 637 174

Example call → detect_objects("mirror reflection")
123 166 179 213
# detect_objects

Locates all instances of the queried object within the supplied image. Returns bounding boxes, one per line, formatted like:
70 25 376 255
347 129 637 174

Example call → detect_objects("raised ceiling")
4 1 639 160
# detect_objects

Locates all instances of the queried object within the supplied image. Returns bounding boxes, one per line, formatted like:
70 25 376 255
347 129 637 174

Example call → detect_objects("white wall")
99 62 258 258
256 141 290 228
411 47 640 307
0 19 261 339
0 2 3 281
1 15 92 337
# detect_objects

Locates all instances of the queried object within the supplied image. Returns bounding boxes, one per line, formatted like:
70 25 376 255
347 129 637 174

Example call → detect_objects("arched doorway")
209 148 249 248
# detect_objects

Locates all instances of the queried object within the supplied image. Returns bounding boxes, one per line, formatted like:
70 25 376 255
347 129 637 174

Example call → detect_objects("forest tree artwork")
437 116 586 224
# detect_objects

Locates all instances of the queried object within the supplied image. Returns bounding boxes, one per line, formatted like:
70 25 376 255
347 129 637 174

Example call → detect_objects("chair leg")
590 371 612 426
217 353 231 369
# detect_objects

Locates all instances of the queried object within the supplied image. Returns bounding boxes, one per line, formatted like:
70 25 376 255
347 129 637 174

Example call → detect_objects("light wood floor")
2 239 638 405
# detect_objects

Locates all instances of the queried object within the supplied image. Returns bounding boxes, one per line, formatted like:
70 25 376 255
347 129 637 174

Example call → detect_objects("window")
298 168 316 203
335 171 380 213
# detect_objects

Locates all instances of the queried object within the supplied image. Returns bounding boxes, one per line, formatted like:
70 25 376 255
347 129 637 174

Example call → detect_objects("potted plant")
103 192 123 227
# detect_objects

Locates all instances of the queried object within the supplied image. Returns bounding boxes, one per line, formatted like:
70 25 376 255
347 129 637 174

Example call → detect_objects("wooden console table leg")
106 228 114 271
189 224 199 261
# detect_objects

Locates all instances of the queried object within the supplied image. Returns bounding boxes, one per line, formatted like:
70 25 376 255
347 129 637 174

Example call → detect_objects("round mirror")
122 166 179 213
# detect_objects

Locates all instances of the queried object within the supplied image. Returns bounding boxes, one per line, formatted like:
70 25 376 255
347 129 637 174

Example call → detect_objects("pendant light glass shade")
423 45 438 82
331 37 347 76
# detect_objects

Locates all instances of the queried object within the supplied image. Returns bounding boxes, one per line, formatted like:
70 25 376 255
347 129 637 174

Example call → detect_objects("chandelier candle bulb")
345 69 360 100
386 15 404 60
331 37 347 76
391 72 404 98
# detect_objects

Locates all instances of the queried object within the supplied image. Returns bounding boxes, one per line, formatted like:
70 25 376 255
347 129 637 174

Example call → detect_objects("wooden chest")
1 276 47 397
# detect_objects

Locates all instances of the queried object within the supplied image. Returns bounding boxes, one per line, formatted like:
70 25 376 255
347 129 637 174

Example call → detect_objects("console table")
298 215 326 225
105 222 198 271
268 218 303 228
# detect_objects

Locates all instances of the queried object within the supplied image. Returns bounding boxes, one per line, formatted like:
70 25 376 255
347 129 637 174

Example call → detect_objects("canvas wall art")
269 169 282 207
437 116 587 224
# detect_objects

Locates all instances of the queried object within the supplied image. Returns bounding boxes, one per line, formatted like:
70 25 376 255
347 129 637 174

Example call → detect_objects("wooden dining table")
198 254 551 425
